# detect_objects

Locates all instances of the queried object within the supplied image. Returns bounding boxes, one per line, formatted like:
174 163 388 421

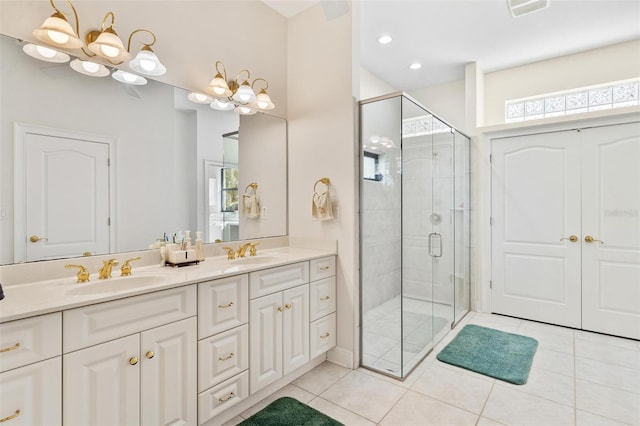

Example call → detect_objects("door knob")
584 235 604 244
560 235 578 242
29 235 48 243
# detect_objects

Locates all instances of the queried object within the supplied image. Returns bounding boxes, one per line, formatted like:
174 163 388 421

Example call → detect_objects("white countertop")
0 246 335 324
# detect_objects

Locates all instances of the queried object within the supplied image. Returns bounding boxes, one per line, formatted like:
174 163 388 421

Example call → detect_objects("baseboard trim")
327 346 354 369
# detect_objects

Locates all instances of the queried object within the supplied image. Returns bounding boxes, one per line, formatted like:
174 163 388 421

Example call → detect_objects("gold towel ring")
314 177 330 194
244 182 258 193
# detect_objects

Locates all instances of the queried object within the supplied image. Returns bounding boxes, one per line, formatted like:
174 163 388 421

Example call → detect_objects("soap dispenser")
195 231 204 262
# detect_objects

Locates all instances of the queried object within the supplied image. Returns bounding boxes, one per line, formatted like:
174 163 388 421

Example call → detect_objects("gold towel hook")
314 177 331 194
244 182 258 193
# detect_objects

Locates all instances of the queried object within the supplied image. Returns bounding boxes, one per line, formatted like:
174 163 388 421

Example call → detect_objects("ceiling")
265 0 640 91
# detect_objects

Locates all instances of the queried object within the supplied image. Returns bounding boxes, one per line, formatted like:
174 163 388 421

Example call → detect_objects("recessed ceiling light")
378 35 392 45
409 63 422 70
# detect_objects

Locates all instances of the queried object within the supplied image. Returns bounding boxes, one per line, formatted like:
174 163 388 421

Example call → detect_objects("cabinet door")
63 334 140 426
0 357 61 426
249 292 283 393
141 317 197 426
283 285 309 374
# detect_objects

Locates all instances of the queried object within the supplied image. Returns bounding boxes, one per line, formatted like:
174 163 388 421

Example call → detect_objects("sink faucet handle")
121 257 141 276
65 264 90 283
222 247 236 260
248 242 260 256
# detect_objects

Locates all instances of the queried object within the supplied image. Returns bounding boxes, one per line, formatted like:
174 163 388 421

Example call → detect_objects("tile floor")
226 312 640 426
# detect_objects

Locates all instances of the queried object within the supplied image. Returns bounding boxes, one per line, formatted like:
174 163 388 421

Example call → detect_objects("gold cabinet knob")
277 306 284 312
145 351 154 359
29 235 48 243
560 235 578 243
585 235 604 244
129 357 138 365
285 303 292 309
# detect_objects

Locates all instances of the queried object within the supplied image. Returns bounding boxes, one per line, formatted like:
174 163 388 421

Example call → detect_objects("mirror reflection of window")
221 168 239 212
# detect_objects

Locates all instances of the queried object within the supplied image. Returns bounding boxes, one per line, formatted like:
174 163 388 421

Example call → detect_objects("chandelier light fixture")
26 0 166 84
189 61 275 115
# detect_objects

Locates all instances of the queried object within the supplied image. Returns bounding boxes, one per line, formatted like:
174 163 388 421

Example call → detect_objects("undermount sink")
229 255 286 266
65 275 166 296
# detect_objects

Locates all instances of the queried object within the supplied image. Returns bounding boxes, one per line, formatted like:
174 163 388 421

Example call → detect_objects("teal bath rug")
238 397 344 426
436 324 538 385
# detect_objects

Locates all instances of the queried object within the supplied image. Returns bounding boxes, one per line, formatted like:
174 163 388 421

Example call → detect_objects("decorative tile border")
505 78 639 123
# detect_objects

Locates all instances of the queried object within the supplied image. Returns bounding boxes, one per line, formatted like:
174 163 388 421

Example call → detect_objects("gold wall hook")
314 177 331 193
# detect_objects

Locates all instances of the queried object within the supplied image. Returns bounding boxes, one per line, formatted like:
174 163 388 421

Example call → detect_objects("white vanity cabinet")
62 285 197 426
249 263 310 393
0 313 62 426
198 275 250 424
309 257 337 359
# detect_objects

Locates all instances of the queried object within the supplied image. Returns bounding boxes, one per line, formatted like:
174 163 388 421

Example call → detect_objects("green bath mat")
238 397 344 426
436 324 538 385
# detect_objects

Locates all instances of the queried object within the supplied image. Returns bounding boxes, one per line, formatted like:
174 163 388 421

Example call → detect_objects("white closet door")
491 131 582 327
581 122 640 340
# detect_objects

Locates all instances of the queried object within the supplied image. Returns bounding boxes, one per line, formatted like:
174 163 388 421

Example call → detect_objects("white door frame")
478 111 640 314
13 122 117 262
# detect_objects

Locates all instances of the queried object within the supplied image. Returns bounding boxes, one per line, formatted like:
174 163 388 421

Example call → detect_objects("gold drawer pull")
218 301 234 308
0 410 20 423
145 351 155 359
320 296 330 301
285 303 292 309
218 352 235 361
129 357 138 366
320 332 330 339
319 266 330 271
0 343 20 353
218 392 235 403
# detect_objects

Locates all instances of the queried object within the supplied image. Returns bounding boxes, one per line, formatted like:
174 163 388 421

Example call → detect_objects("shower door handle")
429 232 442 258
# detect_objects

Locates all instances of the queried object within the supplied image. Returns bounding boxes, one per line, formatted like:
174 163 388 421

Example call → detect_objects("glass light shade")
232 83 256 103
234 105 256 115
205 74 232 97
129 50 166 76
253 91 275 110
188 92 213 104
33 15 83 49
112 70 147 85
210 99 235 111
70 59 109 77
88 30 130 63
22 43 70 63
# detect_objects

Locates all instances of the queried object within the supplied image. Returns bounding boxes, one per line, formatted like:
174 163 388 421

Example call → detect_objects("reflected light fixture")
378 35 392 44
197 60 275 114
112 69 147 85
188 92 214 104
409 62 422 70
22 43 70 63
69 58 109 76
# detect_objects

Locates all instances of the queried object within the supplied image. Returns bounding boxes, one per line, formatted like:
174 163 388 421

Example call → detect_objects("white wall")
359 67 397 100
484 39 640 126
409 79 466 132
288 4 357 367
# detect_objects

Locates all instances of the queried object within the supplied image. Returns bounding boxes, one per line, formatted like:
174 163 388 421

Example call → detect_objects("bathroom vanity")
0 244 336 426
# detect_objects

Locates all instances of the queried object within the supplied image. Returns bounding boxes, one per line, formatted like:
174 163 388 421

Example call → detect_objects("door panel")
22 131 110 261
581 123 640 339
249 292 282 393
283 285 309 374
491 131 582 327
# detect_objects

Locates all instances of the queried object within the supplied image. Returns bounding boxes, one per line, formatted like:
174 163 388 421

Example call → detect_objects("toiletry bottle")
185 230 192 249
195 231 204 261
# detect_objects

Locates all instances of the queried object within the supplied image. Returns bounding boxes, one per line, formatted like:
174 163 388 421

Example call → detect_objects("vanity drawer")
310 277 336 322
310 313 336 359
198 370 249 425
249 262 309 299
0 313 61 373
63 285 196 353
198 325 248 392
309 256 335 282
198 275 248 339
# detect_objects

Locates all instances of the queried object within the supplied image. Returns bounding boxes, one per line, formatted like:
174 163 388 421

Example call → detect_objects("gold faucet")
98 259 119 279
120 257 141 276
222 247 236 260
237 242 259 258
65 264 90 283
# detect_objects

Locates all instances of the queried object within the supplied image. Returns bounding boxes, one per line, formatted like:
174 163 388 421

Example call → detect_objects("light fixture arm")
99 11 116 32
235 69 251 85
251 78 269 92
126 29 157 52
215 61 228 81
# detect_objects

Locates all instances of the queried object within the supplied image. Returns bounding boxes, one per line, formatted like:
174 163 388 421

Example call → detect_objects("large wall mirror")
0 34 287 265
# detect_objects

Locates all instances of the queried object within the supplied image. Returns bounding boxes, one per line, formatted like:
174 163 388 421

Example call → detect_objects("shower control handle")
428 232 443 258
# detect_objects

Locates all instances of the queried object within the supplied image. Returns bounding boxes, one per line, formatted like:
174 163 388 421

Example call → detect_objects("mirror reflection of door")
15 125 112 262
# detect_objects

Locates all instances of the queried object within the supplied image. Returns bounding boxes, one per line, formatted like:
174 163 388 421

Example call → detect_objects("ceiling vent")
507 0 550 17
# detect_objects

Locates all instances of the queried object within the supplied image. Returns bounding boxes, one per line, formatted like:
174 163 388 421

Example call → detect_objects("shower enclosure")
360 93 470 379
